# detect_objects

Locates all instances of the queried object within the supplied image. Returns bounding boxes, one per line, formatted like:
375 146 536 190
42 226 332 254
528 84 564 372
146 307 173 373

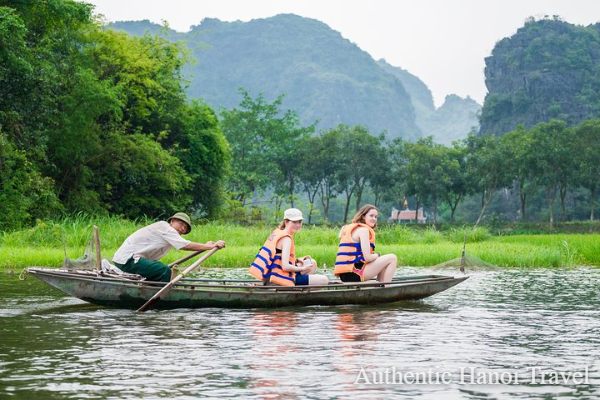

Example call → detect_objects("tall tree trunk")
288 173 296 208
414 197 420 223
449 194 462 223
475 189 493 228
374 192 382 207
273 195 283 223
355 185 364 212
305 184 320 224
343 190 353 223
559 184 567 221
590 186 597 221
547 186 557 228
520 192 527 221
519 180 527 221
319 182 331 222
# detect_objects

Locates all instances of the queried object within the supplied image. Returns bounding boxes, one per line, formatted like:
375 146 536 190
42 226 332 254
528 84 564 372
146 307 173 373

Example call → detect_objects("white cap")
284 208 303 221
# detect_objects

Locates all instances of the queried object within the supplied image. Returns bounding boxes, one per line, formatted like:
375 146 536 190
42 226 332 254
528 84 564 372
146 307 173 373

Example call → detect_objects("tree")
501 126 535 220
221 90 313 209
371 138 404 207
404 137 452 225
442 142 471 223
465 134 512 227
0 0 97 158
265 108 314 207
220 91 282 204
528 120 574 225
0 1 229 221
0 7 35 148
330 125 386 222
296 135 324 224
94 132 191 218
572 119 600 220
0 132 61 230
316 129 344 221
169 101 230 218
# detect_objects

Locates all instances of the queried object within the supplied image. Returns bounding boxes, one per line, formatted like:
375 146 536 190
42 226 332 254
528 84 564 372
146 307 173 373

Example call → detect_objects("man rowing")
112 212 225 282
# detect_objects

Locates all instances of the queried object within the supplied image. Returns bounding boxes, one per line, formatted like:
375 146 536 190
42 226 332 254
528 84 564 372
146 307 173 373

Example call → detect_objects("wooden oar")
137 247 220 312
168 250 205 268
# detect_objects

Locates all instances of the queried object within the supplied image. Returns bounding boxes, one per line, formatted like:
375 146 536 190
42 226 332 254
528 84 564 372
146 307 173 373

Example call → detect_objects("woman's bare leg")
363 254 397 282
308 274 329 285
303 259 329 285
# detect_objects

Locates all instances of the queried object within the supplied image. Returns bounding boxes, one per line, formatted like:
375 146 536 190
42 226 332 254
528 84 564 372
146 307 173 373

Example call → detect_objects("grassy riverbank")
1 216 599 271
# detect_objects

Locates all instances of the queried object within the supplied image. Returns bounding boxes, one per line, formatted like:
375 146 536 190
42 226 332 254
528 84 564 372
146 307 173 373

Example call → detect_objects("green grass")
1 216 599 270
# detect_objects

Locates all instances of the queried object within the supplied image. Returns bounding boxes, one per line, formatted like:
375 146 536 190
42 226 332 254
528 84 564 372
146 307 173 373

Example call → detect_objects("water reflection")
337 312 376 342
247 311 299 398
0 268 599 399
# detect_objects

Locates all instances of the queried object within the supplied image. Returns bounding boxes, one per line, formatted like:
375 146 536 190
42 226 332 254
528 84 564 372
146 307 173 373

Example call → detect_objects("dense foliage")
1 4 598 231
480 17 600 134
0 0 229 230
222 90 599 226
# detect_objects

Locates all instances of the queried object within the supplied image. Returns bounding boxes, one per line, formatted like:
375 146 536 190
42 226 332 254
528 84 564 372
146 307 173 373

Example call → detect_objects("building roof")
391 208 426 221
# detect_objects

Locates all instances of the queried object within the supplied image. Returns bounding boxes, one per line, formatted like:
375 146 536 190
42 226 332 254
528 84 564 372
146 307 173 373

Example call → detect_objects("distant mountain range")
109 14 480 143
480 18 600 135
377 59 480 144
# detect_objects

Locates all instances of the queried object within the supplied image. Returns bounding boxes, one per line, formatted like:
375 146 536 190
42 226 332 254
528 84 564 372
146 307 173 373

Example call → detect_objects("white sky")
87 0 600 107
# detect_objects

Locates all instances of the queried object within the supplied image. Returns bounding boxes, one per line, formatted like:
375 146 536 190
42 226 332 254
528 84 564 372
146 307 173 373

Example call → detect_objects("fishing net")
61 228 145 279
432 243 498 273
63 236 96 271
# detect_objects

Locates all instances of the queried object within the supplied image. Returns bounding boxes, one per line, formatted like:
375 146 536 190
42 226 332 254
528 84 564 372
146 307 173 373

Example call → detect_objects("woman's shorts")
338 272 362 282
339 261 366 282
295 273 310 286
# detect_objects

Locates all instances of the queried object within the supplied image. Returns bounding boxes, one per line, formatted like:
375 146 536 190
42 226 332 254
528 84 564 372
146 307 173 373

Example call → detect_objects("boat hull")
27 268 468 309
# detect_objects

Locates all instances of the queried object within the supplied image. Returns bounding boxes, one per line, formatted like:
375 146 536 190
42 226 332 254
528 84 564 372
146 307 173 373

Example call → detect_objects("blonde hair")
351 204 378 228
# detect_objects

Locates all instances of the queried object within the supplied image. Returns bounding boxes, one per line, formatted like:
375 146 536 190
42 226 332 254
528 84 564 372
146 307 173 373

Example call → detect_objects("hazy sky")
87 0 600 107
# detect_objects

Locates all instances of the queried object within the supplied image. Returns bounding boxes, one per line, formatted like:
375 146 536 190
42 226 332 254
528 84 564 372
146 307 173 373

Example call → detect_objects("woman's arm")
279 237 304 272
356 228 378 263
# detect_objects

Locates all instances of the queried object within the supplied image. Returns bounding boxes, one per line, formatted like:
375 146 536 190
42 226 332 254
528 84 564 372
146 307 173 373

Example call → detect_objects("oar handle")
137 247 220 312
168 250 205 268
176 247 220 279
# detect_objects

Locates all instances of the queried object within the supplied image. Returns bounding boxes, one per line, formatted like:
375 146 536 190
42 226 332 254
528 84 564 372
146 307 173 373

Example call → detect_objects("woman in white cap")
112 212 225 282
249 208 329 286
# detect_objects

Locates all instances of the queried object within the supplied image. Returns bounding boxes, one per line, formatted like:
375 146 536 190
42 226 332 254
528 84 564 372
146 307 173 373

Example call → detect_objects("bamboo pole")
93 225 102 271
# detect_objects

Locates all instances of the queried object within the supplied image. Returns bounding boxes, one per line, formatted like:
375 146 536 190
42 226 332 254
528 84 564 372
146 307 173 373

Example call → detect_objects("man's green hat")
167 212 192 234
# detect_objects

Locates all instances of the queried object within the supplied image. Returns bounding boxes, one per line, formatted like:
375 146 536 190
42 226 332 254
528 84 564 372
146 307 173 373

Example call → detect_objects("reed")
1 217 599 270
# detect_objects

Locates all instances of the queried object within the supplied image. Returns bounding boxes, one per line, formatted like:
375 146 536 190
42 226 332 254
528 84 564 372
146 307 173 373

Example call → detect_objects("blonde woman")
335 204 397 283
249 208 329 286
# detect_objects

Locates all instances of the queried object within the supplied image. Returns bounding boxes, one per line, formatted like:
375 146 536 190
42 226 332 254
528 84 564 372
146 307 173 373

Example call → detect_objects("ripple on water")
0 268 599 399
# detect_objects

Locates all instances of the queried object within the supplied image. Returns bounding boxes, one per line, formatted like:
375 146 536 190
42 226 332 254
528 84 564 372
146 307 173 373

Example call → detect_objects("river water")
1 267 599 399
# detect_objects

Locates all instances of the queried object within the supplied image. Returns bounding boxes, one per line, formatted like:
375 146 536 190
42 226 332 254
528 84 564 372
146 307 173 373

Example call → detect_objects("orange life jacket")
334 223 376 276
248 228 296 286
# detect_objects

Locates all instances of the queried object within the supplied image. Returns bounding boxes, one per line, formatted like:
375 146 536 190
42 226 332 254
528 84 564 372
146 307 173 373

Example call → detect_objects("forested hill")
377 59 480 144
480 17 600 135
112 15 441 141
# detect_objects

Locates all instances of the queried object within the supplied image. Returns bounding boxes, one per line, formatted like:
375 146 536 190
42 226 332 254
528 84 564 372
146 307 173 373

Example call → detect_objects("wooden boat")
26 267 468 310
